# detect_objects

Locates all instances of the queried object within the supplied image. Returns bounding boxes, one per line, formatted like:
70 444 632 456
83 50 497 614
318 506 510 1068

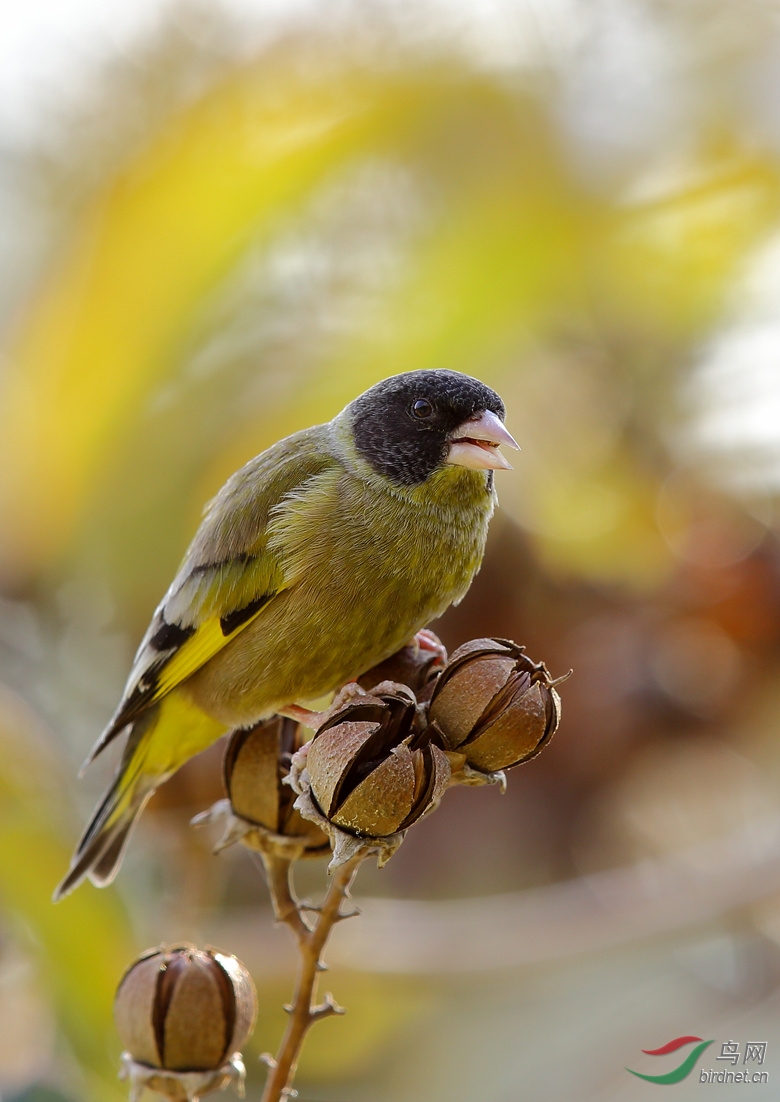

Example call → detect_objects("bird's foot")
279 683 370 731
278 703 325 729
414 628 447 664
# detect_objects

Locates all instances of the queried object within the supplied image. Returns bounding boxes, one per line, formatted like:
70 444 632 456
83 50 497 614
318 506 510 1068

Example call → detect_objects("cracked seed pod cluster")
114 945 257 1102
215 634 562 857
289 636 562 849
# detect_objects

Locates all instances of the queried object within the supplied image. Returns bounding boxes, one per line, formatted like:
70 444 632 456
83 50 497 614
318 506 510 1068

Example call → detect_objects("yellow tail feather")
55 692 227 899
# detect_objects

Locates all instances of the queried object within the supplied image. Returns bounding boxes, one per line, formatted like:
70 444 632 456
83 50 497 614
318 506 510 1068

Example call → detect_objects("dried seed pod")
357 631 446 697
224 717 328 853
115 945 257 1100
428 638 561 772
306 685 450 836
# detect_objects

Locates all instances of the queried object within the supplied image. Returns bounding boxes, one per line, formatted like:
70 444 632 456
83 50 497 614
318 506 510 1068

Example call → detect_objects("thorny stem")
258 851 363 1102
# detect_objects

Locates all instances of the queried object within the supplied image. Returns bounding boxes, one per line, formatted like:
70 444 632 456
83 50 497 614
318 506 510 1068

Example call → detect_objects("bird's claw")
414 628 447 664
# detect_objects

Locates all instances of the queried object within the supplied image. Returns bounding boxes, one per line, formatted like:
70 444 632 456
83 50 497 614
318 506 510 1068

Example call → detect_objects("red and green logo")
627 1036 716 1084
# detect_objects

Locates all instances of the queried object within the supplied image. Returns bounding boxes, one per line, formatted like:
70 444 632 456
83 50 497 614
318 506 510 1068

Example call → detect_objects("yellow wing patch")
152 606 265 701
88 598 271 764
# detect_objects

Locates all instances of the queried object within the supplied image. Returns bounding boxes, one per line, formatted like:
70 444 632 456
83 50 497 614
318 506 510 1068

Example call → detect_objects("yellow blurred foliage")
2 48 778 592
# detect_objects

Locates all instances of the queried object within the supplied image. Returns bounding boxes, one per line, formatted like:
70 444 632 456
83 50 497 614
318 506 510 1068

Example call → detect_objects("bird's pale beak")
447 409 520 471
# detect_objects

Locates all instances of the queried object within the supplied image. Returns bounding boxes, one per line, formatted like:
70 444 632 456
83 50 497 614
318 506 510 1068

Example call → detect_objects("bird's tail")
54 692 226 900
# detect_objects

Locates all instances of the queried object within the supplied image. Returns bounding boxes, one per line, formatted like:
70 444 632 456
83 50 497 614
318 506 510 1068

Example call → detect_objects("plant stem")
259 852 363 1102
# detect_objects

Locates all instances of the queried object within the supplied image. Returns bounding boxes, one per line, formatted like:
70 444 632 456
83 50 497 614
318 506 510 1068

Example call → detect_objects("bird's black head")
348 369 513 486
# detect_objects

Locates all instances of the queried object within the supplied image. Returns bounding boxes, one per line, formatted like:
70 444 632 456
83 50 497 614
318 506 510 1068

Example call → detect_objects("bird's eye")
412 398 434 419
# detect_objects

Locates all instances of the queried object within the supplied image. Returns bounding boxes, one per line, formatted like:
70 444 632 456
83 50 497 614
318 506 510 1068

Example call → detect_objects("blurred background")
2 1 780 1099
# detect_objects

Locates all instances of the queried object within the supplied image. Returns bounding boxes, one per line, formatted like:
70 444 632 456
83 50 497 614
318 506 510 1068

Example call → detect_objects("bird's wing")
88 426 334 762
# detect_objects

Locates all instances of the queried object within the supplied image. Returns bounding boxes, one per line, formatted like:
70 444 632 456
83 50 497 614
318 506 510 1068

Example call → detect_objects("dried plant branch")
258 850 364 1102
255 848 310 939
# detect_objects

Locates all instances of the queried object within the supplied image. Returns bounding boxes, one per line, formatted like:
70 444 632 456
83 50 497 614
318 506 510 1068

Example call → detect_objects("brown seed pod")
114 944 257 1094
306 685 450 837
224 716 328 853
428 638 562 772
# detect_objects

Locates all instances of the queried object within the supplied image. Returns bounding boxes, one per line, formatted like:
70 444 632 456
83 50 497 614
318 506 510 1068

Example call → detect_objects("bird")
55 369 518 898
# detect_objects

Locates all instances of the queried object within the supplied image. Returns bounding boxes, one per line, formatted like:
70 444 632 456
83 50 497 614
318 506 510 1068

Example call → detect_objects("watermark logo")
626 1037 769 1086
627 1036 714 1085
700 1040 768 1085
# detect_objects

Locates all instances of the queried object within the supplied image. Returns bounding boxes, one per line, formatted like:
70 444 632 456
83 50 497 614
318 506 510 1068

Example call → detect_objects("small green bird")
55 369 517 897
